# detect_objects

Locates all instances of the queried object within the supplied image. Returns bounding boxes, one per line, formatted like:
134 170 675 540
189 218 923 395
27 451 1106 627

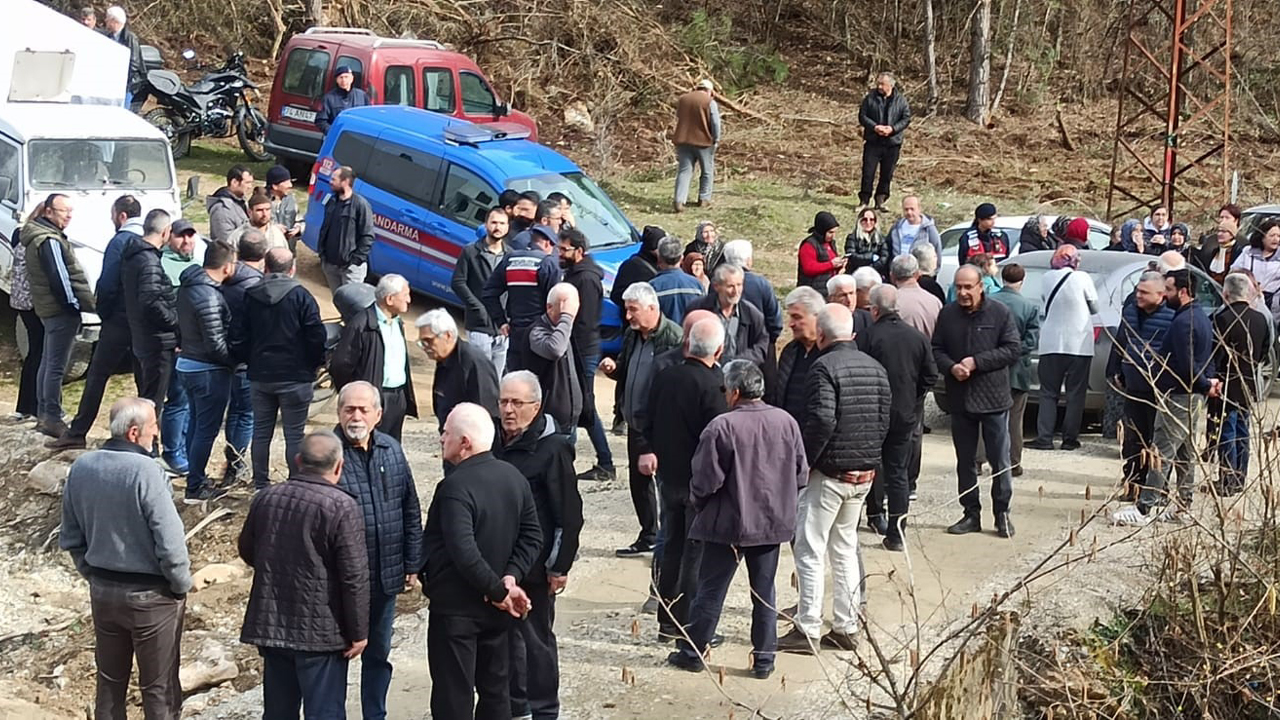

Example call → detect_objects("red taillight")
307 160 320 195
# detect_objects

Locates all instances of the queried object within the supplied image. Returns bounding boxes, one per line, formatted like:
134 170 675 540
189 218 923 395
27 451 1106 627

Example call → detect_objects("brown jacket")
674 89 716 148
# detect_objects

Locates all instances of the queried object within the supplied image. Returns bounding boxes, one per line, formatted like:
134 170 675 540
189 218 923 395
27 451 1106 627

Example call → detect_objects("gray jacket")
206 189 250 244
60 439 192 594
888 215 942 259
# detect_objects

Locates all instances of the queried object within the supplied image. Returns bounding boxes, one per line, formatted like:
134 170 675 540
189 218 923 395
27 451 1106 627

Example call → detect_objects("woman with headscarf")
843 207 891 280
1168 223 1192 259
1194 219 1240 285
1019 215 1057 253
684 220 723 272
1120 218 1151 254
1231 217 1280 324
681 250 709 290
796 211 848 295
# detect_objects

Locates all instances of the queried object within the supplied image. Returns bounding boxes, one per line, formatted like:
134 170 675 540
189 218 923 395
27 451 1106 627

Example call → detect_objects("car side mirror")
494 101 510 118
186 176 200 201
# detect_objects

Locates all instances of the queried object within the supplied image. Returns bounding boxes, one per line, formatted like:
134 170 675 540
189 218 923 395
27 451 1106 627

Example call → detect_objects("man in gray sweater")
61 397 192 720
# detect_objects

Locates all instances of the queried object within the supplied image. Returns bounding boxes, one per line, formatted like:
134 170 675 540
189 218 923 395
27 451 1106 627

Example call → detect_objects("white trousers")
793 470 868 637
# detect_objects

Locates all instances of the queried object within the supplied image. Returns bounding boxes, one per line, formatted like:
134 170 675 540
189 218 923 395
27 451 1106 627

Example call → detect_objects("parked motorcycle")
142 49 271 162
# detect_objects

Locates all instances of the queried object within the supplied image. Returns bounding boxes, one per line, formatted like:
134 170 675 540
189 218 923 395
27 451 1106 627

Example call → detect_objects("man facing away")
857 72 912 211
672 79 721 213
61 397 191 720
649 235 706 325
329 274 418 440
334 381 423 720
206 165 254 244
987 263 1041 477
526 283 583 433
1027 245 1098 452
239 431 370 718
452 207 512 374
417 309 501 433
219 230 269 485
422 403 542 720
1210 272 1270 495
317 165 375 292
120 209 177 420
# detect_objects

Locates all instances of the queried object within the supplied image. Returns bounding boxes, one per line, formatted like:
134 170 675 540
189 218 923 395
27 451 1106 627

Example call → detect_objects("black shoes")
183 486 227 505
47 432 87 451
1061 440 1081 451
946 515 983 535
610 419 627 436
36 419 69 439
615 541 654 558
821 630 858 651
866 515 888 536
882 535 905 552
1011 465 1024 477
576 464 616 482
996 513 1016 539
666 650 702 672
750 663 775 680
1026 440 1055 451
776 627 817 654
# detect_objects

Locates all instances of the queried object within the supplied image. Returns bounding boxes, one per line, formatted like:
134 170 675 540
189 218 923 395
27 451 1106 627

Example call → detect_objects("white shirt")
1037 268 1098 356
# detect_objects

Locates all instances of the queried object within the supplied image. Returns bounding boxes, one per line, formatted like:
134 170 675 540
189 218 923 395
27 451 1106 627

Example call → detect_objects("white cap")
106 5 127 23
697 79 714 91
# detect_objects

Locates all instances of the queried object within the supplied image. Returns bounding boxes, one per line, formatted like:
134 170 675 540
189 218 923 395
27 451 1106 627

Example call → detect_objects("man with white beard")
334 381 423 719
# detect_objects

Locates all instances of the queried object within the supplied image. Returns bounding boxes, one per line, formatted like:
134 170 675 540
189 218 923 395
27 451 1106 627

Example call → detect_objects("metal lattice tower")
1106 0 1233 223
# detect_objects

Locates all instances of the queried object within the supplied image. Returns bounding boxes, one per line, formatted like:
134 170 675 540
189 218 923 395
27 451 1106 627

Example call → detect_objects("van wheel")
145 108 191 159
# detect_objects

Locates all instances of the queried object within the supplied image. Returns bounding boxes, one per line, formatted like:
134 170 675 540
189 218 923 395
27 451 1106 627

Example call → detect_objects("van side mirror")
494 101 510 118
186 176 200 201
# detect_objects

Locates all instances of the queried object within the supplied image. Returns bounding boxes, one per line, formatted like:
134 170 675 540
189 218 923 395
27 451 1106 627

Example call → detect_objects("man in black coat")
329 273 418 440
231 248 327 489
174 240 238 502
121 209 178 417
491 372 581 720
452 208 511 374
558 228 614 480
416 309 500 432
857 72 912 210
688 263 772 369
316 65 369 135
423 403 541 720
219 230 268 484
103 7 146 111
770 287 825 425
646 317 727 641
1211 273 1271 495
609 225 664 307
239 431 370 718
932 265 1022 538
856 286 938 551
317 165 375 292
334 381 423 720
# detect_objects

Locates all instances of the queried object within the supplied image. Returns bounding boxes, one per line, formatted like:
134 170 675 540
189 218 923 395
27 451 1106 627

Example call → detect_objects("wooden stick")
184 507 235 543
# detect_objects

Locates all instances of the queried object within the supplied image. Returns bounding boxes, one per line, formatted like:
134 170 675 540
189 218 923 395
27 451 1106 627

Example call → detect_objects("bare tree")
923 0 940 115
992 0 1024 114
966 0 993 125
307 0 324 27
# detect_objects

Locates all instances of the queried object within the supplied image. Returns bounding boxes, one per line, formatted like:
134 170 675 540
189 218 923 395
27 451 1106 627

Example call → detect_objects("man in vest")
672 79 721 214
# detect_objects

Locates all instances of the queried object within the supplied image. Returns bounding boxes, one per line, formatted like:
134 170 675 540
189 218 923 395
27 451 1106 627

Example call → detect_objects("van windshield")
29 139 174 190
506 172 637 249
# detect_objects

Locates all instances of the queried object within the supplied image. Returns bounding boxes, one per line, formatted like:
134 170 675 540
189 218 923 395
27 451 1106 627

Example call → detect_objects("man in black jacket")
316 65 369 135
609 226 664 308
121 209 178 420
558 228 614 481
857 72 911 210
646 317 727 641
856 286 938 551
493 371 582 720
770 287 825 424
417 309 500 433
688 264 772 369
452 207 511 374
103 6 146 111
220 230 268 484
174 241 238 502
1211 273 1269 495
231 248 327 489
329 273 418 440
932 265 1022 538
334 381 423 720
239 431 370 717
509 199 564 251
482 225 562 373
317 166 375 292
778 304 892 654
526 283 583 432
423 403 541 720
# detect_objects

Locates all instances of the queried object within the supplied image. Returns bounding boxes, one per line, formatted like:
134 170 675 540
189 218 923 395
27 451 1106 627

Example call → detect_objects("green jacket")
21 217 95 319
161 246 198 287
611 314 683 451
990 286 1040 393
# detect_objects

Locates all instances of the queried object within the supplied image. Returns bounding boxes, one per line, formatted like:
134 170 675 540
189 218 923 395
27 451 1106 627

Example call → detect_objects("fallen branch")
1055 107 1076 152
185 507 235 543
0 615 84 645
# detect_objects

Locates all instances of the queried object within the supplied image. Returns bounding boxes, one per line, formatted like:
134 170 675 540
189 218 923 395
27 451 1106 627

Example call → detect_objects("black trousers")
657 487 703 635
1122 395 1158 492
378 386 408 441
135 349 175 418
882 424 916 541
953 409 1013 517
626 428 658 547
428 611 511 720
509 581 559 719
678 543 780 670
859 142 902 204
69 316 139 438
1035 353 1091 445
15 309 43 418
909 395 925 491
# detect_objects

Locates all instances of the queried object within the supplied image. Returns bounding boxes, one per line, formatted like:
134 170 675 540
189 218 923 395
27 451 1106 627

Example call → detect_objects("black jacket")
526 313 584 432
221 262 263 326
771 339 820 424
688 295 773 368
1018 218 1058 253
421 452 542 616
120 236 177 356
451 238 507 333
919 275 947 306
96 220 142 322
563 256 605 359
610 248 659 307
176 265 233 367
932 298 1021 414
329 306 418 418
336 430 423 597
645 358 727 494
856 313 939 432
107 25 145 92
493 414 582 578
238 474 370 652
858 89 911 146
317 192 375 268
432 339 501 431
317 86 370 134
1213 301 1271 408
803 341 892 476
232 274 327 383
481 228 562 330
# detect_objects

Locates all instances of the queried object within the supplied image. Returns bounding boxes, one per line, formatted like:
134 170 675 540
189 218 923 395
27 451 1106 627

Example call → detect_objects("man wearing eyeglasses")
416 309 500 433
492 371 581 720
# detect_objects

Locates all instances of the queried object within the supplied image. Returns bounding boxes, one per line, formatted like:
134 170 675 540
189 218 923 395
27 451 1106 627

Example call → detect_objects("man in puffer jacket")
219 230 268 483
778 302 891 655
121 209 179 420
206 165 253 243
174 241 238 502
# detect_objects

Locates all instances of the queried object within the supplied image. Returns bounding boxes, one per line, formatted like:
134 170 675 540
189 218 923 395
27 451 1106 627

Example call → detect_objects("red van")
264 27 537 176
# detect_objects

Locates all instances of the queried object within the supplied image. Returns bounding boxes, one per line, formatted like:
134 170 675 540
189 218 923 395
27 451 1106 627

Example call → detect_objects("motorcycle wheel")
236 106 272 162
144 108 192 159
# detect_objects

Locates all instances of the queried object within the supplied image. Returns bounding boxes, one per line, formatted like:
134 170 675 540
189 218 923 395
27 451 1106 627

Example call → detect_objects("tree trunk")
991 0 1023 114
966 0 993 125
307 0 324 27
924 0 940 115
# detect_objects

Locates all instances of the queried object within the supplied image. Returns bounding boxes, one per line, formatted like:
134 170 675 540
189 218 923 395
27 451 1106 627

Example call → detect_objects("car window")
440 163 497 228
422 68 455 113
941 228 963 250
460 72 496 114
384 65 415 106
364 139 441 209
1192 269 1223 313
281 48 331 99
331 131 376 177
29 139 173 190
335 55 364 90
0 140 19 205
507 172 636 249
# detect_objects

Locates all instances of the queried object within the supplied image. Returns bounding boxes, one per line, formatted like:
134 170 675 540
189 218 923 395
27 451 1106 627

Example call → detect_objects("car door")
420 66 456 117
458 70 502 124
427 156 501 304
0 136 20 288
354 128 442 293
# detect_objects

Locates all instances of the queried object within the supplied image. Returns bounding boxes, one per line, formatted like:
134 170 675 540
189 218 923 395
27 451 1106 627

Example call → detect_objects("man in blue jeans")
335 381 422 720
231 248 327 489
220 229 268 485
159 219 201 473
558 228 614 480
174 240 238 502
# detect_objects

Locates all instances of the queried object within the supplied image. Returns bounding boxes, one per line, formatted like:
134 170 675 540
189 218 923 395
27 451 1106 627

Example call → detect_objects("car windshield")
1239 212 1280 247
29 139 173 190
506 172 636 249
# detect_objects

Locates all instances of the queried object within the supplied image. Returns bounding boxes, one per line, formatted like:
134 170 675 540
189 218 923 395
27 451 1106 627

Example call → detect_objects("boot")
874 194 889 212
946 515 982 535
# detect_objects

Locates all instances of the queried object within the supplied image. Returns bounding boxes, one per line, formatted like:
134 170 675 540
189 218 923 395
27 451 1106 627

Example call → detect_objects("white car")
936 215 1113 288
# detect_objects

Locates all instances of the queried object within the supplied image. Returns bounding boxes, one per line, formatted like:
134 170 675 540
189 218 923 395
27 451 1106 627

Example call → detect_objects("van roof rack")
372 38 446 50
444 122 532 146
304 27 376 36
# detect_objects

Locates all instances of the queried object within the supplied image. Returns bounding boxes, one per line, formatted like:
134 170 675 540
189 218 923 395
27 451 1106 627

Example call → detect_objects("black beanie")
808 211 840 235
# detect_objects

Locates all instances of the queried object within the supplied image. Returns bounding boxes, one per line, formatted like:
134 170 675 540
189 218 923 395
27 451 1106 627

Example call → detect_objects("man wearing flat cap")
958 203 1011 265
317 65 369 135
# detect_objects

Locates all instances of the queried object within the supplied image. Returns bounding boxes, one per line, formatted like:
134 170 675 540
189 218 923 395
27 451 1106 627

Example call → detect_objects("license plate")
281 106 316 123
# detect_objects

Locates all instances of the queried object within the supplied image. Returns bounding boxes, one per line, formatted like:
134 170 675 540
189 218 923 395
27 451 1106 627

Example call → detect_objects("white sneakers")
1111 505 1151 526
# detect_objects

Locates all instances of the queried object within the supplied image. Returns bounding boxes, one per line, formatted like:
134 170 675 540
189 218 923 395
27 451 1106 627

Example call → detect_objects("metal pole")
1162 0 1187 214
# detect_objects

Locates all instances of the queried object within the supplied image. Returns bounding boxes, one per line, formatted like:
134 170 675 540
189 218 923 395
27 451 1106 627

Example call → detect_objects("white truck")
1 0 181 354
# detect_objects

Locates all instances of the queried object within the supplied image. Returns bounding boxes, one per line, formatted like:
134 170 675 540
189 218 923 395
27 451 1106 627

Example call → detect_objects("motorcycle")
142 49 271 162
